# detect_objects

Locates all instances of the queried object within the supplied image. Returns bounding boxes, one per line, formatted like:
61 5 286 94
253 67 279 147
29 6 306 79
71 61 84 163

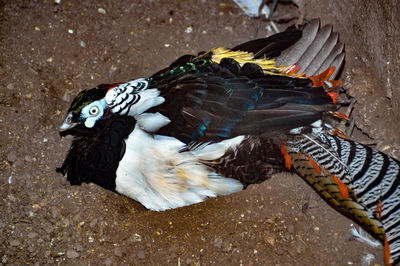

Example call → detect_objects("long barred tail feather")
284 132 400 265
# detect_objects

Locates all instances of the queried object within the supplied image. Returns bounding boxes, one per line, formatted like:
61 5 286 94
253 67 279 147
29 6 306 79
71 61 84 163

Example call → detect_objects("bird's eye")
89 106 99 116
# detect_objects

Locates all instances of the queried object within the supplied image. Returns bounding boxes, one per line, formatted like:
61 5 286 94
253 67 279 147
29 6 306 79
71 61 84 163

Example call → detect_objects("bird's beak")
60 113 76 130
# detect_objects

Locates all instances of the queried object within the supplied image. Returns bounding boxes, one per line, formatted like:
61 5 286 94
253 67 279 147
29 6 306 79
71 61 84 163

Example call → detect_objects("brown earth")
0 1 399 265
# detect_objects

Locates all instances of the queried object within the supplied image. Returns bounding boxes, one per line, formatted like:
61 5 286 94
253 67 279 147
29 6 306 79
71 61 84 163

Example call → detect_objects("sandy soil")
1 1 398 265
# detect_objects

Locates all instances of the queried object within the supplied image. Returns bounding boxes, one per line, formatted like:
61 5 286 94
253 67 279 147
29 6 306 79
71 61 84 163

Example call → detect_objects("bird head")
57 81 145 189
60 85 109 134
59 78 156 137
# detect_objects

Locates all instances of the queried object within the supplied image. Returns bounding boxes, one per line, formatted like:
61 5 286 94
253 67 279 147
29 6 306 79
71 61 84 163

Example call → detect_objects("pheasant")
58 19 399 265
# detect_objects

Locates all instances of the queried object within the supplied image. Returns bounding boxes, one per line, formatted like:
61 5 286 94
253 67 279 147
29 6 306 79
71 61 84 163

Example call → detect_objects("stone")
295 240 306 254
213 237 223 249
222 242 232 253
137 250 145 259
104 258 113 266
28 246 36 253
274 246 285 256
62 94 72 103
7 151 17 163
76 244 84 252
10 239 20 246
264 234 275 246
98 8 106 14
24 155 33 162
50 206 60 219
28 232 38 239
287 224 295 234
89 218 98 228
114 246 123 257
66 249 79 259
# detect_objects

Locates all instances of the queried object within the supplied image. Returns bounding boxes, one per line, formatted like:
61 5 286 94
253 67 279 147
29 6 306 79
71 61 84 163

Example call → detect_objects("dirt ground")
1 1 399 265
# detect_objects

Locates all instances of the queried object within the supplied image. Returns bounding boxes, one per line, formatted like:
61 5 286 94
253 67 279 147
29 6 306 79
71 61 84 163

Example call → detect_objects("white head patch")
81 99 107 128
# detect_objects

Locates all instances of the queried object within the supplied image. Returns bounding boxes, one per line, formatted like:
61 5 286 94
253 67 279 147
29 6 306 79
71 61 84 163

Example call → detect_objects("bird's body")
58 19 399 265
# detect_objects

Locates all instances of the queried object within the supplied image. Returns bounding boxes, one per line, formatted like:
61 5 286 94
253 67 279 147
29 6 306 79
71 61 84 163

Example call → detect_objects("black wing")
147 19 343 143
149 59 336 143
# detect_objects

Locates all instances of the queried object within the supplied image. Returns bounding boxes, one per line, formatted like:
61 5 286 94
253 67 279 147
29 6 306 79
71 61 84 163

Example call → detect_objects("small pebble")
89 218 98 228
62 94 71 102
114 247 123 257
41 223 54 233
109 65 118 75
68 29 74 34
137 250 145 259
222 243 232 253
8 194 16 202
50 206 59 219
265 218 274 224
287 224 294 233
10 240 20 247
6 83 14 90
7 151 17 162
104 258 113 266
129 233 142 242
264 235 275 246
66 249 79 259
295 240 306 254
98 8 106 14
214 237 223 249
24 155 32 162
274 247 285 255
28 232 38 239
224 26 233 33
185 26 192 33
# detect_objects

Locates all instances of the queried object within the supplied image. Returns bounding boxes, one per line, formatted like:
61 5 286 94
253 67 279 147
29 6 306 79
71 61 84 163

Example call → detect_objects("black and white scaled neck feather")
104 78 163 117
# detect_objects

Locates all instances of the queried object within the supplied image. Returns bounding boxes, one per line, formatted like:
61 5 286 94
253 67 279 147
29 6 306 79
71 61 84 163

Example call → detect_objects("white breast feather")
136 112 171 132
115 126 244 211
128 89 165 117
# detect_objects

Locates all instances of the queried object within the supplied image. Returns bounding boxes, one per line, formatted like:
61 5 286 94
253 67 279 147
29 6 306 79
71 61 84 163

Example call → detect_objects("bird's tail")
228 18 345 80
282 131 400 265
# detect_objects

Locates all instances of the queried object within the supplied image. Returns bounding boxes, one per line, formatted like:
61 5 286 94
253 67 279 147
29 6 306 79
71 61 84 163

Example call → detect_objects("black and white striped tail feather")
290 132 400 264
286 134 385 237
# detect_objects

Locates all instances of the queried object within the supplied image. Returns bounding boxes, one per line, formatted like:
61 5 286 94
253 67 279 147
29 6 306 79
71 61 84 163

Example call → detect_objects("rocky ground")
0 0 399 265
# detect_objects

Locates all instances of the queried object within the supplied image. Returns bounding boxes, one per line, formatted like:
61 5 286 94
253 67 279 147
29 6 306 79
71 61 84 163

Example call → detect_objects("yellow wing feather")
210 47 292 76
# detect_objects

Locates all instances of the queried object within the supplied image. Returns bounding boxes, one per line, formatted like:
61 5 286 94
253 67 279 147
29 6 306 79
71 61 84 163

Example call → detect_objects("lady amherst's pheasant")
58 19 399 265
